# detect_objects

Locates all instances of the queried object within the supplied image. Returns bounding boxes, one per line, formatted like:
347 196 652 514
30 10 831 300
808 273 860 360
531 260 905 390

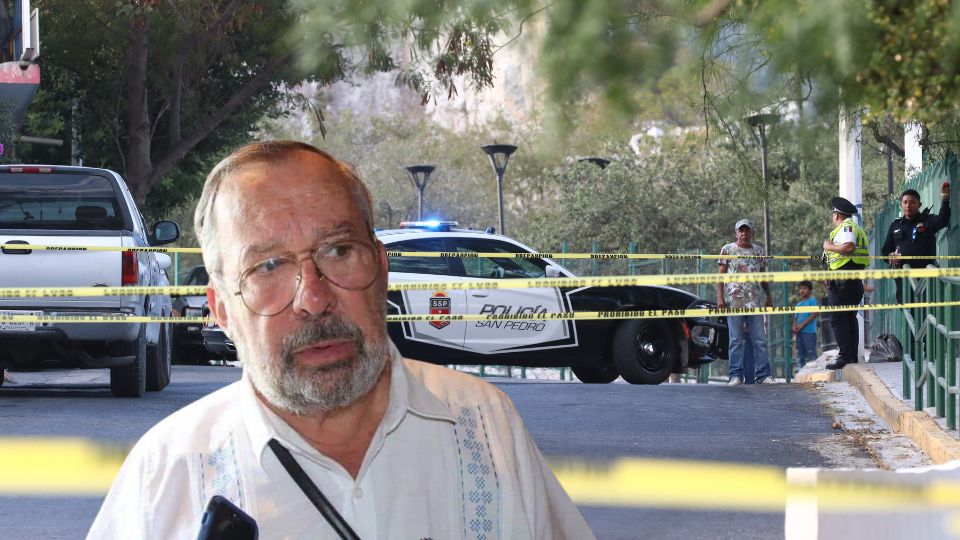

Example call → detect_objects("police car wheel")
571 363 619 384
612 320 677 385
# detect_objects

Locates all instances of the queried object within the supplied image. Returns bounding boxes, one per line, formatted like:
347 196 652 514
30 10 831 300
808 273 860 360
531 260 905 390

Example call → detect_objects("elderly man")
88 141 593 539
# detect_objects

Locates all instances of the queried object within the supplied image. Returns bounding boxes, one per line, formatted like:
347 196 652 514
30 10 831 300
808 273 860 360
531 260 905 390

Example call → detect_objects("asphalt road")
0 367 872 540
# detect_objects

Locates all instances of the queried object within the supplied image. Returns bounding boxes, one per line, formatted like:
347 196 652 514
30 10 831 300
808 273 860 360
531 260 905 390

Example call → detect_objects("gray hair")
194 141 374 279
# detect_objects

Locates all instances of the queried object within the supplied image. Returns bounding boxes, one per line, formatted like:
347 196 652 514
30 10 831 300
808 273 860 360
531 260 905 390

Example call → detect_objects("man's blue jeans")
728 315 771 382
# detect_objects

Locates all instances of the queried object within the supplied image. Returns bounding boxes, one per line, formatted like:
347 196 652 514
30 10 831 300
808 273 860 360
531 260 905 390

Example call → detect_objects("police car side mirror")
546 265 562 278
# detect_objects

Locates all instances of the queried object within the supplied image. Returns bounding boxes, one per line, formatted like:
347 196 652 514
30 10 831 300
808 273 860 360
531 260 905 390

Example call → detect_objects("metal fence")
869 153 960 431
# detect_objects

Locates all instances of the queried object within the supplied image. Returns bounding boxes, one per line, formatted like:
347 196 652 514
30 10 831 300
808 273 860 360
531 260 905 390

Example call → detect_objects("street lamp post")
481 144 518 235
405 165 435 220
745 113 780 255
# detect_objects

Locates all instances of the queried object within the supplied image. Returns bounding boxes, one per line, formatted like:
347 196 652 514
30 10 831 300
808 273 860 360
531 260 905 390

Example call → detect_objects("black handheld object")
197 495 258 540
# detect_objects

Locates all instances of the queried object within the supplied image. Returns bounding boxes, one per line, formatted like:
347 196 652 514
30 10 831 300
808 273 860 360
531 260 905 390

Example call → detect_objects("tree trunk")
169 54 183 148
126 14 153 205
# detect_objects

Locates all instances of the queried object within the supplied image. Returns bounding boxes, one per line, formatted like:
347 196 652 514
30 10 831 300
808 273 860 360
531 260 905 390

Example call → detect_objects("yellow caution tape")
1 300 955 324
0 265 955 301
0 438 127 496
386 251 957 261
550 457 960 513
0 243 202 253
0 315 205 324
2 436 959 511
0 286 206 298
3 243 953 261
383 267 960 291
386 300 960 321
383 250 811 261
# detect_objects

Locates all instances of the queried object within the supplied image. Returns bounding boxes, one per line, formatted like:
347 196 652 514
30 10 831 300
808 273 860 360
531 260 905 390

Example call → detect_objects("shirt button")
354 487 364 499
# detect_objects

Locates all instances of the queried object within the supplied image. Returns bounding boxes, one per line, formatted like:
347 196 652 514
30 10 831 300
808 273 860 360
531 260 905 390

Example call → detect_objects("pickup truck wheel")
572 363 619 383
146 323 172 391
612 320 677 385
111 325 147 397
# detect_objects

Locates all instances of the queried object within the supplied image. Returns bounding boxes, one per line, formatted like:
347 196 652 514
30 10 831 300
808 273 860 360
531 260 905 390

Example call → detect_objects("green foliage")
731 0 960 124
293 0 960 139
21 0 308 214
262 106 894 279
263 110 522 230
0 101 19 163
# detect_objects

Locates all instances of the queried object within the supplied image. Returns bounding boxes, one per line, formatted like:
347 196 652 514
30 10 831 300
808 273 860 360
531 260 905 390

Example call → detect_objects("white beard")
240 315 390 416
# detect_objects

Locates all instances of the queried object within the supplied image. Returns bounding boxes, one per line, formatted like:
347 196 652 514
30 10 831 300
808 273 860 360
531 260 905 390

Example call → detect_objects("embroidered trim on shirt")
198 435 244 510
453 406 500 540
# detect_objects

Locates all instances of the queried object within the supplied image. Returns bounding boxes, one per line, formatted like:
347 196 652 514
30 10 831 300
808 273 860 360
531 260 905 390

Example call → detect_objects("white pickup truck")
0 165 180 397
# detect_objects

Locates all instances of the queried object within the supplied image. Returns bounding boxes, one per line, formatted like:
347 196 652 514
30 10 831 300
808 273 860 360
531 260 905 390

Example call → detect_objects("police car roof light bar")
398 220 459 231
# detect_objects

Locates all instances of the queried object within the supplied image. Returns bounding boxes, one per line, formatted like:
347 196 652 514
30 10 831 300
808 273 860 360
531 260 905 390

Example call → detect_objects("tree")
23 0 314 211
293 1 960 158
263 110 531 231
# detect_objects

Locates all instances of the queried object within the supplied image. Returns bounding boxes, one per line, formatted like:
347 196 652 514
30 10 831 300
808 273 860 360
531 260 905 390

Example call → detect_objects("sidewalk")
795 352 960 464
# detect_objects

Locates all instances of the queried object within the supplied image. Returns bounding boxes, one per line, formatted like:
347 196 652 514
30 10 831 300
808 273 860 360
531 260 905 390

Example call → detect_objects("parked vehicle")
172 265 210 364
379 222 728 384
189 221 728 383
202 323 237 361
0 165 179 396
201 304 236 361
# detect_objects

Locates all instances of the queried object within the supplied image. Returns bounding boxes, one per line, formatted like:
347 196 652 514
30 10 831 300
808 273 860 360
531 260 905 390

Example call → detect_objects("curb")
792 370 836 384
840 364 960 464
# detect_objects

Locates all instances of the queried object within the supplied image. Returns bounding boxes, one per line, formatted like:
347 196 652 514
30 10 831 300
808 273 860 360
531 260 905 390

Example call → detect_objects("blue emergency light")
399 220 459 231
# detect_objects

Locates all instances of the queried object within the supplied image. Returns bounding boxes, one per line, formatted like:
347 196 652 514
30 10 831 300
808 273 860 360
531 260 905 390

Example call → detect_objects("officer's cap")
830 196 858 216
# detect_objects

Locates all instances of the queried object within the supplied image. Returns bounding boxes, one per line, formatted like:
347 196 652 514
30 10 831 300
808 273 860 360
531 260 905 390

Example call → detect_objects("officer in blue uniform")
880 183 950 301
822 197 870 370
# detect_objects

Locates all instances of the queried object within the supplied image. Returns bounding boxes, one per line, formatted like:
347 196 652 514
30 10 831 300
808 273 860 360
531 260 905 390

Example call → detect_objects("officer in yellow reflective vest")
822 196 870 370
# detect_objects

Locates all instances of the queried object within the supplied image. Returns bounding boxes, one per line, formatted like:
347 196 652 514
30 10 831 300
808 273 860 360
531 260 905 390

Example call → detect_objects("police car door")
457 238 574 354
385 238 467 350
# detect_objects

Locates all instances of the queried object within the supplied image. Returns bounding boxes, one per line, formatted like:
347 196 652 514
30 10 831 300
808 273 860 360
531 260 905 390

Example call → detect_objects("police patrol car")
380 221 728 385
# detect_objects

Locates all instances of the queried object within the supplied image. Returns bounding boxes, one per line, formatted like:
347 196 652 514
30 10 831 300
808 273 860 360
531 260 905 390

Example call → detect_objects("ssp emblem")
429 291 451 329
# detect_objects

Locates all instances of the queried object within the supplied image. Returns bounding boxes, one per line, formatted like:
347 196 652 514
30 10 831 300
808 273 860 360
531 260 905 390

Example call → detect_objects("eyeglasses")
234 238 380 316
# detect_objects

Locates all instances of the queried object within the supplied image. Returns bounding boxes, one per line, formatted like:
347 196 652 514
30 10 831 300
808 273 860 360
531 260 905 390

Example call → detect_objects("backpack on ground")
867 334 904 363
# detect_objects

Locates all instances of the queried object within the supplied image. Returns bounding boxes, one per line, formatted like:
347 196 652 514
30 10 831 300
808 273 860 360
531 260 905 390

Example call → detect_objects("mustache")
280 315 364 364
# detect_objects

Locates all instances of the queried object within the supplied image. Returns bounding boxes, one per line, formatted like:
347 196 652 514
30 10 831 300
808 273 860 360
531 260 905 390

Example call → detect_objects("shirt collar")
240 340 456 468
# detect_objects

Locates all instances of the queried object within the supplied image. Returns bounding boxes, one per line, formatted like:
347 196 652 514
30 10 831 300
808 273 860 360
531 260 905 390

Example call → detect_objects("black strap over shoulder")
268 438 362 540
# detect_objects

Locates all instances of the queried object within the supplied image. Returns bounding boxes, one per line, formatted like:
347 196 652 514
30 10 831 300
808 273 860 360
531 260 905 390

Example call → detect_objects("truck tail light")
122 250 138 285
6 166 54 173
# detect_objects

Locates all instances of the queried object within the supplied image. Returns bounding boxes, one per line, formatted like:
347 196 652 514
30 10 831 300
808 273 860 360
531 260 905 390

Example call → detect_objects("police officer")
822 197 869 370
881 183 951 301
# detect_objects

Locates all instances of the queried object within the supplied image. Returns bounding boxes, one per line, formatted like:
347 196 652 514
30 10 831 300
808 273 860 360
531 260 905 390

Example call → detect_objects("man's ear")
206 286 229 332
376 240 388 281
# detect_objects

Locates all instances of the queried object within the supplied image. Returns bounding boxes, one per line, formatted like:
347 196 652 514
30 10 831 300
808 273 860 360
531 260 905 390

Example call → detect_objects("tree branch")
694 0 736 27
493 3 552 54
77 0 128 38
148 50 297 188
164 0 188 26
167 0 243 147
866 120 905 158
